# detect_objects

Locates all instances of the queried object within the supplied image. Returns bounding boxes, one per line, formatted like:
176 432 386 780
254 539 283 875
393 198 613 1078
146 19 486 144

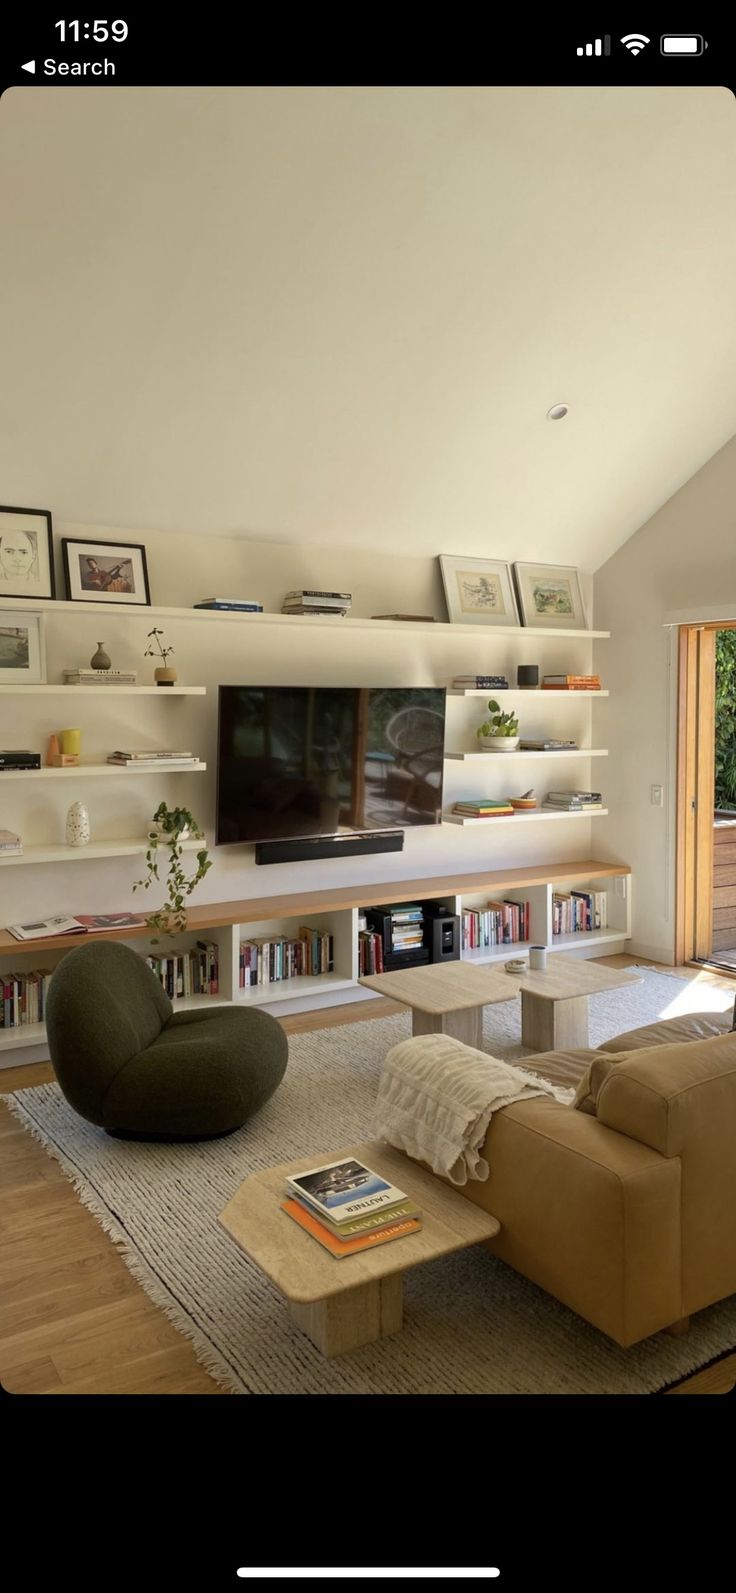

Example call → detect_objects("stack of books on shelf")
542 789 604 812
63 667 138 685
281 589 352 616
364 904 429 970
280 1156 421 1258
146 941 219 999
1 968 53 1030
519 738 578 752
553 888 608 936
0 829 22 858
452 674 509 690
192 597 263 611
462 898 530 951
106 749 201 768
541 674 602 691
239 925 334 987
452 799 515 819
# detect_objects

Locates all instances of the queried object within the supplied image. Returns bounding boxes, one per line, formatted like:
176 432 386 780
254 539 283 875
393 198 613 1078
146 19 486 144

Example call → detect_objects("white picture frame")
512 562 588 630
439 555 520 626
0 609 46 683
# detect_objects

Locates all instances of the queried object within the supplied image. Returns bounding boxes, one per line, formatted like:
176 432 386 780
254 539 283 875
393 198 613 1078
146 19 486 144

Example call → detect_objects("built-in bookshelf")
0 861 631 1058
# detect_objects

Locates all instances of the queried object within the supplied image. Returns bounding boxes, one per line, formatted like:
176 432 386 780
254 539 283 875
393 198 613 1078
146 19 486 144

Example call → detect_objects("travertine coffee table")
358 960 520 1049
218 1139 499 1358
516 955 642 1051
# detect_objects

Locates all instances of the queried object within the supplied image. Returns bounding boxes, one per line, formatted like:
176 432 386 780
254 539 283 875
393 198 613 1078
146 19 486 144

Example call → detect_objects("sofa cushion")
600 1010 733 1055
572 1051 630 1115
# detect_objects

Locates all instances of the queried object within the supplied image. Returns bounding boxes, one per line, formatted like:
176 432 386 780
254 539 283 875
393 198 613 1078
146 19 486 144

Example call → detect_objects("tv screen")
216 685 446 845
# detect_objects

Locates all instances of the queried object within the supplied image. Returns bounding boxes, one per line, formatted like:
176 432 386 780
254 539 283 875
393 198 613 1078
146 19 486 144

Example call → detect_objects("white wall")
0 520 598 926
593 432 736 962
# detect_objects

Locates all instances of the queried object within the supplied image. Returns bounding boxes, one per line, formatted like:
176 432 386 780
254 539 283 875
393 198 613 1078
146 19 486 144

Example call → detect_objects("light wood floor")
1 958 734 1396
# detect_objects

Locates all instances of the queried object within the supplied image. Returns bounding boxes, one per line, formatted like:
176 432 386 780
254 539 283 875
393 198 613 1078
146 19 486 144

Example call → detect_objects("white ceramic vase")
478 734 521 753
66 801 91 847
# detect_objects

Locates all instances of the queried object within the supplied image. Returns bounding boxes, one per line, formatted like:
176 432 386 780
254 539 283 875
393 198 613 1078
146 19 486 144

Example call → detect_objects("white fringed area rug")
7 966 736 1394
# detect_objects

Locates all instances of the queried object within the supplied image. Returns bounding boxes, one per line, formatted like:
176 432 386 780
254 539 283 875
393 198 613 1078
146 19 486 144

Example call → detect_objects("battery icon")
660 35 707 54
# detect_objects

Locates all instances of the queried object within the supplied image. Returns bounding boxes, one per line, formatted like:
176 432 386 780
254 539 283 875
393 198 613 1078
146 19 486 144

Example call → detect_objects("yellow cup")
60 728 81 756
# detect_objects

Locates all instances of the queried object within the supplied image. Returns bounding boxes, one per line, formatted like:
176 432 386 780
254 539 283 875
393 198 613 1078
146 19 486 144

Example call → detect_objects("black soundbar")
255 829 405 865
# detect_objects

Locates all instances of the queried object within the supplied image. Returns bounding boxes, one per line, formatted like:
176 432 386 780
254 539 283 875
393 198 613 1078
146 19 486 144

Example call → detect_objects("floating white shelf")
444 809 609 826
0 762 207 780
550 929 629 953
0 838 203 867
0 685 206 696
448 688 609 699
0 596 610 640
445 749 609 762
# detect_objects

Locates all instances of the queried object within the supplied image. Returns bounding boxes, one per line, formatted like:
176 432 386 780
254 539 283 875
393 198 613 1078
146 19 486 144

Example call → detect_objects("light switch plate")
651 784 664 806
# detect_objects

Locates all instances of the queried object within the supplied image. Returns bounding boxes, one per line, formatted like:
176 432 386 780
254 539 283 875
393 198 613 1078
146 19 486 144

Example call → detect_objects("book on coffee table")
281 1199 421 1257
285 1155 410 1224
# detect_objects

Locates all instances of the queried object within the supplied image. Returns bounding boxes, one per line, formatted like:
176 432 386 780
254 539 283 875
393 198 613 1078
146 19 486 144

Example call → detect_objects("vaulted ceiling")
1 85 735 568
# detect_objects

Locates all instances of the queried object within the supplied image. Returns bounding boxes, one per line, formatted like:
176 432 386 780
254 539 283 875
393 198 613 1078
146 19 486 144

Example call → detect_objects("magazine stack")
280 1156 422 1257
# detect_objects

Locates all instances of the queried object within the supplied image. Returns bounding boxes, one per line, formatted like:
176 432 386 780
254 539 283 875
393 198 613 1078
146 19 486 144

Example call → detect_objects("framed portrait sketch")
62 538 151 605
0 506 55 599
0 610 46 683
439 556 520 626
513 562 588 630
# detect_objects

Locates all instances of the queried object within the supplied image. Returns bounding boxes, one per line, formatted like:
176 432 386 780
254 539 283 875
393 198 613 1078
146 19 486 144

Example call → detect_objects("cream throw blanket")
374 1032 575 1185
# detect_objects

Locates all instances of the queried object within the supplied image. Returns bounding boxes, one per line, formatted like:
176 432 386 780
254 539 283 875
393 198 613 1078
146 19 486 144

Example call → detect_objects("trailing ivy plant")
715 630 736 812
134 802 211 937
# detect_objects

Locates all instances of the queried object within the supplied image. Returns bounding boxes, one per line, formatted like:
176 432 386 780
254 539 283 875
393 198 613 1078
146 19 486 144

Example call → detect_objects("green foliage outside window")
715 630 736 812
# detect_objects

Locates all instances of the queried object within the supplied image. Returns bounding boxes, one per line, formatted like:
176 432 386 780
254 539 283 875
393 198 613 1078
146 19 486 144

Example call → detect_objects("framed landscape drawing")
513 562 588 630
0 610 46 683
0 505 55 599
62 537 151 605
439 556 520 626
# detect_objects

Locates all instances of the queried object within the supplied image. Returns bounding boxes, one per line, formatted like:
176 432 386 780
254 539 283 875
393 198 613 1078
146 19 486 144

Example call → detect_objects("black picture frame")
61 537 152 606
0 505 55 599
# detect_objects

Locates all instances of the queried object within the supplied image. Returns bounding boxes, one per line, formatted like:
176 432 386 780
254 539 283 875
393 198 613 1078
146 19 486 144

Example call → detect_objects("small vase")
46 733 60 767
154 666 178 687
66 801 91 847
90 642 112 670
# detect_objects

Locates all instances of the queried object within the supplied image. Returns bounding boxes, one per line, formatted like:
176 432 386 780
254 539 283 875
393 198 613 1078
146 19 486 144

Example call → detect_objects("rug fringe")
4 1094 245 1395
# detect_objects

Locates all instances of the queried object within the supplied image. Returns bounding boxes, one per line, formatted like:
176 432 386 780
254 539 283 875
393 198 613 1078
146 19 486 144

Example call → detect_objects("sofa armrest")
595 1033 736 1156
461 1097 681 1346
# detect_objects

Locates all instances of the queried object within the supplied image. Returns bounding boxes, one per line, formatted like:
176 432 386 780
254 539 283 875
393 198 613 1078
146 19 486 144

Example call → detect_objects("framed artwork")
513 562 588 629
62 537 151 605
0 506 55 599
0 610 46 683
438 555 520 626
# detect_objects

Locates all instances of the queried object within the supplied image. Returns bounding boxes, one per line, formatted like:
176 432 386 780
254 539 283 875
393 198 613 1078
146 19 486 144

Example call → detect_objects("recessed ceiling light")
547 403 569 420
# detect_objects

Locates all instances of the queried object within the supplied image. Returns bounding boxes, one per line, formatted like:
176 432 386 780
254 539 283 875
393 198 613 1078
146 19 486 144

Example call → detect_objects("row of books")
462 899 531 950
145 942 220 1000
1 970 53 1029
281 1156 420 1258
239 926 335 987
552 889 609 936
281 589 352 617
541 674 602 691
358 929 385 975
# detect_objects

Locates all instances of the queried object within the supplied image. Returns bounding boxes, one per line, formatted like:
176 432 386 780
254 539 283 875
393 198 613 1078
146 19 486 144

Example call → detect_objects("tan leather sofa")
458 1008 736 1346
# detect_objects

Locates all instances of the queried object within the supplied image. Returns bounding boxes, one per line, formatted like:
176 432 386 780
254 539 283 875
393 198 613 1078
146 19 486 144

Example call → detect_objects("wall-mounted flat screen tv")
216 685 446 845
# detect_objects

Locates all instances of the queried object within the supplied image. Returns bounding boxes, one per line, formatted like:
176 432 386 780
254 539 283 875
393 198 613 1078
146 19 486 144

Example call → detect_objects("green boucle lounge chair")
45 940 288 1139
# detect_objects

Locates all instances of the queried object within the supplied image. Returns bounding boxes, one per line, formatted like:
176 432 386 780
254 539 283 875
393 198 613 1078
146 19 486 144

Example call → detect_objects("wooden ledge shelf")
448 688 609 698
445 749 609 761
0 596 610 641
0 685 206 696
0 859 630 955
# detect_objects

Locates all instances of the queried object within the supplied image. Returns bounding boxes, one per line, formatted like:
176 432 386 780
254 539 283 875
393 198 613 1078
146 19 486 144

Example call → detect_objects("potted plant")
145 627 177 686
476 699 520 752
134 802 211 936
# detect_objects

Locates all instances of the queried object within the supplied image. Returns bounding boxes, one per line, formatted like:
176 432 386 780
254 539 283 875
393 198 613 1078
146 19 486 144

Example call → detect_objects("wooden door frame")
675 622 735 964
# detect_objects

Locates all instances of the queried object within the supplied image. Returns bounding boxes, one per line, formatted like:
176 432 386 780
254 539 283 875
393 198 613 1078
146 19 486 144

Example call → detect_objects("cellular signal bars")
576 37 611 56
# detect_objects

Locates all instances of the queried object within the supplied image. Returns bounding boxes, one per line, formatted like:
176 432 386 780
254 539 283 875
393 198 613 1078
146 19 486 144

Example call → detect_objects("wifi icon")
620 33 650 55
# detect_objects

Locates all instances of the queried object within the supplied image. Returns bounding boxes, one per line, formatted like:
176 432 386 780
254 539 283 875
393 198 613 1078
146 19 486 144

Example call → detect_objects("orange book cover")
281 1199 421 1257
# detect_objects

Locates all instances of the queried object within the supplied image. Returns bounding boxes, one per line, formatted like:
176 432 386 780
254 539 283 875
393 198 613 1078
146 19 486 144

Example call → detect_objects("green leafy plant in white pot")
476 699 520 752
